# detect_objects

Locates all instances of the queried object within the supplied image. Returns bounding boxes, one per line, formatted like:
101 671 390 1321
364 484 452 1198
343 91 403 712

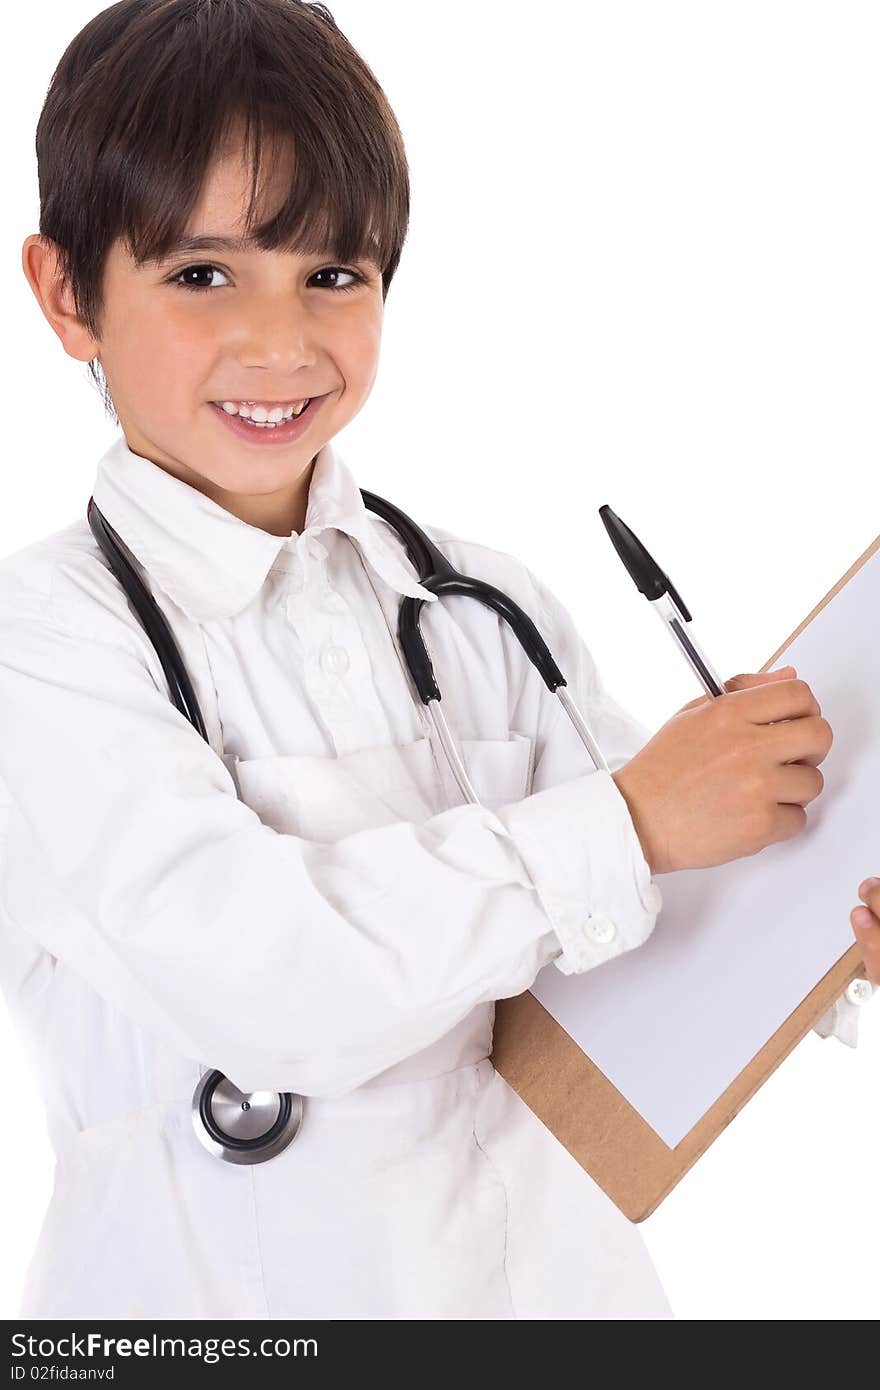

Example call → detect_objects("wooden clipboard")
491 531 879 1223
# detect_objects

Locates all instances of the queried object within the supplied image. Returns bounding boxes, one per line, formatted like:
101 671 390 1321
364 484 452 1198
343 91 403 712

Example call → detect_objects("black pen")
599 505 729 697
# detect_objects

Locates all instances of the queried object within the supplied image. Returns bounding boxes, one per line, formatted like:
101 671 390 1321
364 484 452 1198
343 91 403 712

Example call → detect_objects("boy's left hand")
851 878 880 985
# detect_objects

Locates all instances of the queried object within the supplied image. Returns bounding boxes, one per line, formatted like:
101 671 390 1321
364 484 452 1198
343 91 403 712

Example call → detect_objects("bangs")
36 0 411 401
124 93 395 275
92 1 404 276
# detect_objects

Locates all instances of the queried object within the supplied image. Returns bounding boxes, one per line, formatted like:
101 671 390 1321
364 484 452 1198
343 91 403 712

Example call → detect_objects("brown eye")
171 264 231 291
310 267 364 293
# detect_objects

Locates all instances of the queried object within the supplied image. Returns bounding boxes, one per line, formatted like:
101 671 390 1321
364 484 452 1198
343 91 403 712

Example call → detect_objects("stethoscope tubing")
359 489 608 785
86 498 208 739
85 487 608 1162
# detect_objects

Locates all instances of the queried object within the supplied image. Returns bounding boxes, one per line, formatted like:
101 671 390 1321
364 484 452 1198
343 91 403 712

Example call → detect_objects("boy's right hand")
611 666 834 875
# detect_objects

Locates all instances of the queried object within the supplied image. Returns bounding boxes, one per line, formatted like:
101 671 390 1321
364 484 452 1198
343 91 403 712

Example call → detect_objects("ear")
21 234 100 364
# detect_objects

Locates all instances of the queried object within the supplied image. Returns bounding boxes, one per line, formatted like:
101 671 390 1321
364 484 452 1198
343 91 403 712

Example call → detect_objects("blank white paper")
531 546 880 1148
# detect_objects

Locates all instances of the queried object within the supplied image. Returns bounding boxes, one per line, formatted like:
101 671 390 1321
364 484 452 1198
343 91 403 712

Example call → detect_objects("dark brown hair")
34 0 411 418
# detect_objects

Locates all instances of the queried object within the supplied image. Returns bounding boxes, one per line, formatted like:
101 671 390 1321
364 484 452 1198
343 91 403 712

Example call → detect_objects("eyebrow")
152 235 254 261
147 234 381 266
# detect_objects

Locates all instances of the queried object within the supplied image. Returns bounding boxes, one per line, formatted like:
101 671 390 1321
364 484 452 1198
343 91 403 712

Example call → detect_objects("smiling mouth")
207 393 327 438
211 398 316 419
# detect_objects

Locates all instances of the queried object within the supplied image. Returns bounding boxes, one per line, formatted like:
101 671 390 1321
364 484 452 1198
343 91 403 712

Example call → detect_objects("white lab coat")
0 434 856 1319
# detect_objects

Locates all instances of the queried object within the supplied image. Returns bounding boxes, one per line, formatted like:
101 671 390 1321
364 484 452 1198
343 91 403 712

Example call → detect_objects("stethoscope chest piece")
192 1069 304 1165
87 490 609 1167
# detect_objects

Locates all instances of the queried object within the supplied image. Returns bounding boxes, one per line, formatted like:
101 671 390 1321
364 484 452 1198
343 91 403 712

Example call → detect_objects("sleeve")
0 584 659 1099
813 980 875 1048
504 567 663 976
521 569 863 1049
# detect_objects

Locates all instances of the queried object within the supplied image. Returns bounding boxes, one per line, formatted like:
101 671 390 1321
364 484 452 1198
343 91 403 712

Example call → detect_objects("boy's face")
23 128 385 535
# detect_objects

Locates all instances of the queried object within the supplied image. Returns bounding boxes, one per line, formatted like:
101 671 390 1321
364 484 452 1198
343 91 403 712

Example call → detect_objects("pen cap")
598 505 692 621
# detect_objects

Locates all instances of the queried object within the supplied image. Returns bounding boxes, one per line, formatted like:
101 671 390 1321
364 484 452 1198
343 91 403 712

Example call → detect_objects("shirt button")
320 643 350 676
585 913 617 945
846 978 874 1006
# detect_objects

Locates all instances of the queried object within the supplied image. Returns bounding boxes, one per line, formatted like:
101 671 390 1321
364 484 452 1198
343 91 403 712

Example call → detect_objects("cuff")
813 979 875 1049
496 769 662 975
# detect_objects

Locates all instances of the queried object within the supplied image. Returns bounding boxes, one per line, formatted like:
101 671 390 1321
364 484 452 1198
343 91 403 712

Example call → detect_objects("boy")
0 0 874 1319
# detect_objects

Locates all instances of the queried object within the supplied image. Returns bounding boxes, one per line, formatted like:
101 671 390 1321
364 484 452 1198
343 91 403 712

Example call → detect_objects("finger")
850 905 880 986
730 676 821 724
679 666 797 714
725 666 797 691
859 877 880 913
773 760 825 806
765 713 834 768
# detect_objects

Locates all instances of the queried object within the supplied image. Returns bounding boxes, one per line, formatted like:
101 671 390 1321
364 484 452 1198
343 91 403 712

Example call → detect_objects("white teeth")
218 399 311 422
215 399 313 430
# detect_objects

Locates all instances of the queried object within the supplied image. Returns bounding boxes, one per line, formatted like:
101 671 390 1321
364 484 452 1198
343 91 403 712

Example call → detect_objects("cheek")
157 306 213 367
338 310 383 389
127 304 213 409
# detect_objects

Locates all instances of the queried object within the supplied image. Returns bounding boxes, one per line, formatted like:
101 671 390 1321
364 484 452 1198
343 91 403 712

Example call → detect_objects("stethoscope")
86 489 607 1164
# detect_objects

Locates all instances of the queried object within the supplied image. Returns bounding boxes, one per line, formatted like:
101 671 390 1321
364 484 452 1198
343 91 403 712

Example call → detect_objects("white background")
1 1 878 1320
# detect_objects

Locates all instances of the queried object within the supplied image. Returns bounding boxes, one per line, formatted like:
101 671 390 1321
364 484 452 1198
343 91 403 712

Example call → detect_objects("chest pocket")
230 732 535 842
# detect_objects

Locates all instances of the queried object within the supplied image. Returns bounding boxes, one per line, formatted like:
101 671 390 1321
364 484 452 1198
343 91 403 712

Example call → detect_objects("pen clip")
665 578 692 624
598 504 693 622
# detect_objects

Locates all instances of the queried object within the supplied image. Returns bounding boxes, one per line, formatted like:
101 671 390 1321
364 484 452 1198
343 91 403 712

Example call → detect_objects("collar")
90 431 438 623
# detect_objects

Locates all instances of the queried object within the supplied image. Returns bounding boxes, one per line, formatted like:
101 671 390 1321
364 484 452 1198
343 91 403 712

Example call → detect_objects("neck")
179 458 317 537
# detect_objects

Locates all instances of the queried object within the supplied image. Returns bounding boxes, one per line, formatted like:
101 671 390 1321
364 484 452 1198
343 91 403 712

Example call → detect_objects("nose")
234 296 320 374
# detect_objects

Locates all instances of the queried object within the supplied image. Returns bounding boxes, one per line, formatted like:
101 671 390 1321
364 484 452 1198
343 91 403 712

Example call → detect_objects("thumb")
724 664 798 692
677 664 797 714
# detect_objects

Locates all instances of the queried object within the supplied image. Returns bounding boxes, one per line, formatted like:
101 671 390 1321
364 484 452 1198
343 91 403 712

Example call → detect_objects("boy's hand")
674 664 798 716
665 666 879 986
611 664 833 875
851 880 880 985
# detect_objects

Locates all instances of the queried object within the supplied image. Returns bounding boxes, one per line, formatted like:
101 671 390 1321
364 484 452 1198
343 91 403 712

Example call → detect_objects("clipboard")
491 531 879 1223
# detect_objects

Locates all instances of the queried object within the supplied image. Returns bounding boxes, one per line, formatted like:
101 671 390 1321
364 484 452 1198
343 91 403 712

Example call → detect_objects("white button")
846 978 874 1006
320 644 350 676
585 913 617 945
